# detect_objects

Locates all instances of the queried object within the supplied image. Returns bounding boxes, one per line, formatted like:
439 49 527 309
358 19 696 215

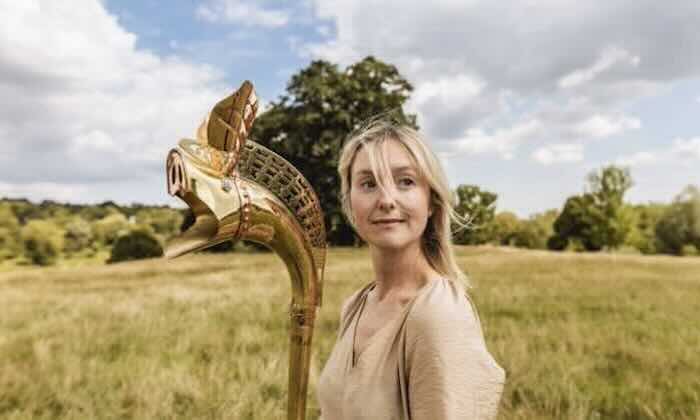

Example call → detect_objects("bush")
0 204 23 260
547 234 568 251
512 220 544 249
21 220 65 266
625 203 667 254
490 212 521 246
134 208 184 238
63 217 94 254
108 230 163 263
93 213 130 246
655 186 700 255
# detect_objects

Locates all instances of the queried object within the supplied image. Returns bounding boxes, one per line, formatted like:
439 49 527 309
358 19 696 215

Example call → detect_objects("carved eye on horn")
166 150 189 197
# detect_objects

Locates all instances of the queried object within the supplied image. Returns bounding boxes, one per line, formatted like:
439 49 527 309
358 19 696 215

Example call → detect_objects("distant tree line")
0 199 182 266
2 56 698 266
449 171 700 256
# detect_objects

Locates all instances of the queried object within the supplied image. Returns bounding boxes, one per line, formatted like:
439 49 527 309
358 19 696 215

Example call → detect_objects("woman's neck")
368 242 440 303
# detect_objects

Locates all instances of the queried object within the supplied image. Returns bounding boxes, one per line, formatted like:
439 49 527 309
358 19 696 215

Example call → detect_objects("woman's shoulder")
338 282 374 324
406 277 482 337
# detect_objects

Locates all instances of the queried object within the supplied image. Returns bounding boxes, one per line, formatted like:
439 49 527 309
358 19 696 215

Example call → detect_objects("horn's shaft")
235 180 319 420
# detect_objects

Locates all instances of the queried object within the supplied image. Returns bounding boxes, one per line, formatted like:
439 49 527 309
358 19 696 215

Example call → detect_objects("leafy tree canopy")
655 185 700 255
551 165 633 251
451 184 498 245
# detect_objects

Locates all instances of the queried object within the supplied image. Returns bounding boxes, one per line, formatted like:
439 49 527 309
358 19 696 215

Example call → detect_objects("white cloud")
410 74 485 112
558 46 640 89
671 137 700 159
449 119 542 160
69 130 120 156
613 137 700 168
532 143 584 165
303 38 359 64
615 151 659 167
0 0 228 203
572 114 641 139
196 0 289 27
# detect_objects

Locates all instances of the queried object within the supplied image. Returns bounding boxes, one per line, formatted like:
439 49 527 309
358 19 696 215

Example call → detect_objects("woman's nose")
377 186 397 210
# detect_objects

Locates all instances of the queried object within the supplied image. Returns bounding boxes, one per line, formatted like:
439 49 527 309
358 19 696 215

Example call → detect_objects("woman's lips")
373 220 404 227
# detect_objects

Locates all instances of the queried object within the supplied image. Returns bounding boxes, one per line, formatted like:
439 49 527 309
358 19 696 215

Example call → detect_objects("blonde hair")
337 119 473 289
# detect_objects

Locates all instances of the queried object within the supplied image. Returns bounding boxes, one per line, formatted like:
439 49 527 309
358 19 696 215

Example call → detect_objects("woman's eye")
399 178 415 186
360 180 376 189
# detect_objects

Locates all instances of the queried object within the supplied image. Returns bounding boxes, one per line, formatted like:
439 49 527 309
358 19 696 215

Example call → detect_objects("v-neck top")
350 282 414 367
317 277 506 420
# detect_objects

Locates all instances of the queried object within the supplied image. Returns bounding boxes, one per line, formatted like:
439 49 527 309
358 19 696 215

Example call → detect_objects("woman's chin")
369 236 416 251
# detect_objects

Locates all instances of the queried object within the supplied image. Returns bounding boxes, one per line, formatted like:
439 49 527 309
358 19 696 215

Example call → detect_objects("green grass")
0 247 698 419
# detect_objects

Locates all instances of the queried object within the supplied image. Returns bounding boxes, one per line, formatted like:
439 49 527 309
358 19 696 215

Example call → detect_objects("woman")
317 120 506 420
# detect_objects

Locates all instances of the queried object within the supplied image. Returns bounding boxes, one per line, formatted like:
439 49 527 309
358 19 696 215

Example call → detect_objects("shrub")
21 220 65 266
63 217 94 254
93 213 130 246
624 203 667 254
108 230 163 263
491 212 521 246
655 186 700 255
0 205 23 260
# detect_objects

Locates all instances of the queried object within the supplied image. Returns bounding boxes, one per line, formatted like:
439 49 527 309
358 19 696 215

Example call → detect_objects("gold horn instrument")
164 80 326 420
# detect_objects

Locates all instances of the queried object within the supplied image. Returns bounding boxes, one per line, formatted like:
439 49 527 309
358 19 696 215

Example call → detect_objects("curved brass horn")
164 80 326 420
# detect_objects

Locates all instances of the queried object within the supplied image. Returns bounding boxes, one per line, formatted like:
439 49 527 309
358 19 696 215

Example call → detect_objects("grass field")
0 246 698 419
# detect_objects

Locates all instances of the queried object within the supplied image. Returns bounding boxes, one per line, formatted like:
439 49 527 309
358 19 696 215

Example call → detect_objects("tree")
79 201 122 222
551 165 633 251
490 211 521 246
625 203 668 254
251 57 417 246
134 207 184 239
655 185 700 255
21 220 65 266
0 204 22 260
108 229 163 263
452 185 498 245
5 198 42 224
514 209 558 249
93 213 129 246
550 194 604 251
63 216 94 254
585 165 634 249
586 165 633 204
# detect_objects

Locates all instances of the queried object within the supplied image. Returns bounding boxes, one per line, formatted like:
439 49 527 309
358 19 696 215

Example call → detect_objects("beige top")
317 277 506 420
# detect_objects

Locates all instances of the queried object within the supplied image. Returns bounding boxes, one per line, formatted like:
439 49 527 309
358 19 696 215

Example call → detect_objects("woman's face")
349 138 433 251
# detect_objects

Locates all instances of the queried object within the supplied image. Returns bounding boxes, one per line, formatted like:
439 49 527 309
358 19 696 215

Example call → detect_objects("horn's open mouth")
165 149 221 258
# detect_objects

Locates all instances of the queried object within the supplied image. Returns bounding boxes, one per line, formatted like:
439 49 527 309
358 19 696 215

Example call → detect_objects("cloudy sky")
1 0 699 217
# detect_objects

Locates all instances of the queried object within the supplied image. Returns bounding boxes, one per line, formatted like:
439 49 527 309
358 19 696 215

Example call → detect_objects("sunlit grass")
0 247 698 419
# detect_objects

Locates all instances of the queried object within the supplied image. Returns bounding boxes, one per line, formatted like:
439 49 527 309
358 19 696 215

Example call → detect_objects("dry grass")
0 247 698 419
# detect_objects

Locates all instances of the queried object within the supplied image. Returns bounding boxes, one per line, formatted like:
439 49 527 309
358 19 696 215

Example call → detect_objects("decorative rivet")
221 177 233 192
